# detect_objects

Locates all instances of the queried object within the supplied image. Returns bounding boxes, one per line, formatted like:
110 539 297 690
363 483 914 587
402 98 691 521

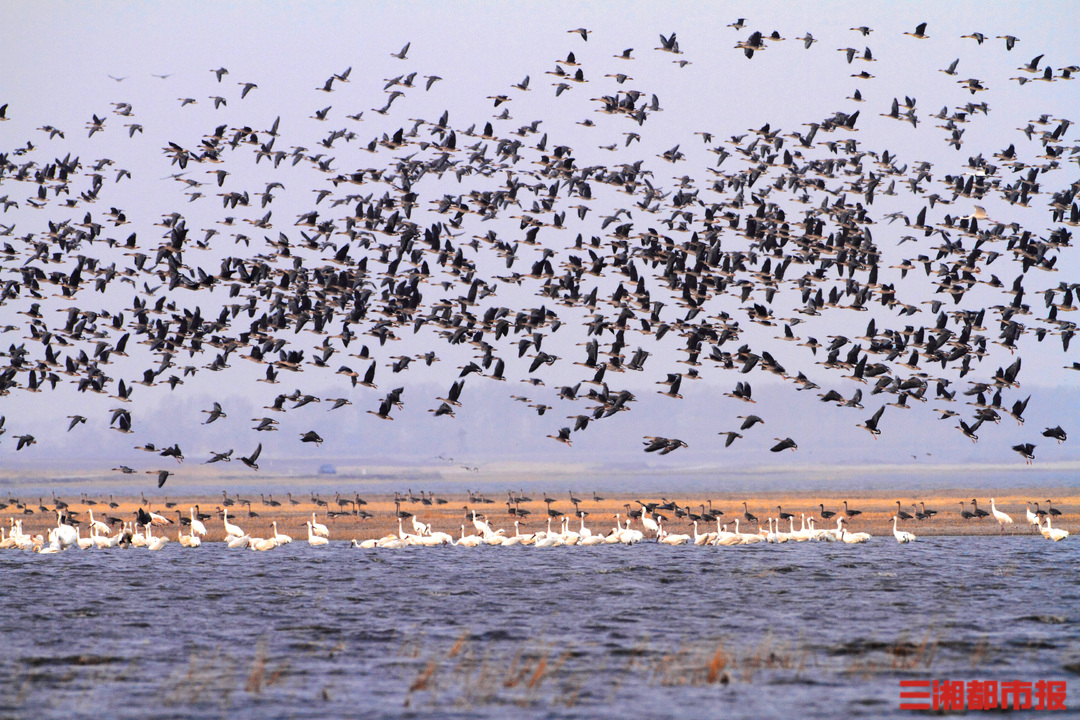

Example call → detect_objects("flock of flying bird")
0 18 1078 483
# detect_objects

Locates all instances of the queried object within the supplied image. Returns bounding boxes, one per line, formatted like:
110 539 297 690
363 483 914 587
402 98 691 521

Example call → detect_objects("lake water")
0 536 1076 718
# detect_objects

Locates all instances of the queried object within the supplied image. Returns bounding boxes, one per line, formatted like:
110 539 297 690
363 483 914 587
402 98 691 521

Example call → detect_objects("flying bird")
240 443 262 470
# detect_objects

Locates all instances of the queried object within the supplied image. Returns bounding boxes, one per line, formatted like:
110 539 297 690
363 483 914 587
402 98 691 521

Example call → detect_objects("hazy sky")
1 1 1079 485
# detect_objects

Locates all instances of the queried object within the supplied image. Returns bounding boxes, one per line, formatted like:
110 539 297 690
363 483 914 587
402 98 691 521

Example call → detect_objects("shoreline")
3 489 1074 544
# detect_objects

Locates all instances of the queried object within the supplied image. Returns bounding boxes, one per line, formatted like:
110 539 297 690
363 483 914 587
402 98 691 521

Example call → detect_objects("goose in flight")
857 406 885 437
1012 443 1035 463
202 402 227 424
240 443 262 470
547 427 572 445
903 22 929 39
770 437 797 452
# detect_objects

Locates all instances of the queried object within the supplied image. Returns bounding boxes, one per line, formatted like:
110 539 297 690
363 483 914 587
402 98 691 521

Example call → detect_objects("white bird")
692 521 713 545
990 498 1014 533
1040 516 1069 541
470 510 492 536
1026 503 1040 529
579 531 605 546
640 510 660 537
732 517 764 544
533 532 560 547
54 511 78 549
88 509 111 536
148 509 172 525
306 521 329 546
657 519 690 545
411 515 431 535
711 518 738 546
500 521 524 546
189 507 207 536
617 516 644 544
806 517 832 541
838 519 871 542
94 528 119 549
839 528 868 544
602 517 623 544
251 536 278 551
396 517 422 544
311 512 329 538
510 520 535 545
226 534 251 549
791 515 814 542
560 516 581 545
75 527 95 550
377 535 406 549
272 521 292 544
892 515 917 543
456 524 483 547
146 525 169 551
427 530 455 545
223 508 244 538
38 538 62 554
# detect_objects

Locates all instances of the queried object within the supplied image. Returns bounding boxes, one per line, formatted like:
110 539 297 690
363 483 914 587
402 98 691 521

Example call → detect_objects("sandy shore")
3 488 1074 543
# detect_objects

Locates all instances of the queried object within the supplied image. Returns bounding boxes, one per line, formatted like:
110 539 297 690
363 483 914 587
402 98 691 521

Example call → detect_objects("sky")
1 1 1079 490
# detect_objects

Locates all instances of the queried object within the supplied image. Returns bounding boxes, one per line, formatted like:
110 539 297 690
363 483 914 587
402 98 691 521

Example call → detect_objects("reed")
706 643 730 684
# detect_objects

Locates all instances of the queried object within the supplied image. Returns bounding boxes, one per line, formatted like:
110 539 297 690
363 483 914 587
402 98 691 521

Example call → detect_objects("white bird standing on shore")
990 498 1013 533
1025 503 1040 529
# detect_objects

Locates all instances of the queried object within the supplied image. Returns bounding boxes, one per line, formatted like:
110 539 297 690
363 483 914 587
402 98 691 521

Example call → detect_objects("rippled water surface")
1 537 1077 718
